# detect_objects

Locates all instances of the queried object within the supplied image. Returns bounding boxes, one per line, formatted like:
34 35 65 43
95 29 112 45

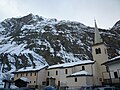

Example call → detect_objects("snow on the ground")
0 42 27 55
21 49 48 66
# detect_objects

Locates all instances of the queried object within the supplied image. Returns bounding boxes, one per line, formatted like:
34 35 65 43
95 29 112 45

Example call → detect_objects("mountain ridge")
0 14 120 77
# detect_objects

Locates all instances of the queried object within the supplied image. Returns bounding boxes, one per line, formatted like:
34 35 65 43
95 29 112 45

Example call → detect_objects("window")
65 69 68 74
21 73 22 77
48 71 49 76
42 82 46 85
98 48 101 53
34 72 36 76
75 78 77 82
114 72 118 78
82 66 85 70
95 48 101 54
34 81 36 83
26 73 28 76
106 66 109 72
58 81 60 86
56 71 58 75
30 73 32 76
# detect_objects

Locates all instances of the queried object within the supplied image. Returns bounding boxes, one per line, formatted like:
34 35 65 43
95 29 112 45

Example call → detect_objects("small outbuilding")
14 77 29 88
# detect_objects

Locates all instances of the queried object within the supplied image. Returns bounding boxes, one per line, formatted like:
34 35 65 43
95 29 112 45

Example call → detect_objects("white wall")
92 44 108 85
47 67 73 86
86 76 93 85
47 64 94 86
14 68 47 86
108 62 120 78
67 76 93 87
67 77 86 86
74 64 93 75
37 68 47 85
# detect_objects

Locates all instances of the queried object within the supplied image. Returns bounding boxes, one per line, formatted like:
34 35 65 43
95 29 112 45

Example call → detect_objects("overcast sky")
0 0 120 29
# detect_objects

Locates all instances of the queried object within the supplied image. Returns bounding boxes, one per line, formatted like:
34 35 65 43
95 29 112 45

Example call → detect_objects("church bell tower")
92 20 109 85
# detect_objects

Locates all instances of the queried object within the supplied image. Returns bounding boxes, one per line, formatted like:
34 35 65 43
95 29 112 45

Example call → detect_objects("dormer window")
95 48 101 54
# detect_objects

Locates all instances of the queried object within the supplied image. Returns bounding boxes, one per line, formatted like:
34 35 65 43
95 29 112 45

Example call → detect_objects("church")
13 21 120 89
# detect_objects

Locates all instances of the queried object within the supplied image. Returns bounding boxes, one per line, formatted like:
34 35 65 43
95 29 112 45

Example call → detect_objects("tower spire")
94 20 103 44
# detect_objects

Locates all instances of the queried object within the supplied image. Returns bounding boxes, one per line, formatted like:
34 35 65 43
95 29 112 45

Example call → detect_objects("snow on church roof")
14 65 48 73
67 70 92 77
48 60 94 69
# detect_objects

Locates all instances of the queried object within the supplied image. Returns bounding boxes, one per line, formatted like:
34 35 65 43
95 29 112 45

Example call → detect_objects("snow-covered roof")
110 55 120 61
14 65 48 73
48 60 94 69
102 55 120 65
20 77 29 83
67 70 92 77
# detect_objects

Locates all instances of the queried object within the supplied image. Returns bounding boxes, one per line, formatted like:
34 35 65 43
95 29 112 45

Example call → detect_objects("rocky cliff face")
0 14 120 74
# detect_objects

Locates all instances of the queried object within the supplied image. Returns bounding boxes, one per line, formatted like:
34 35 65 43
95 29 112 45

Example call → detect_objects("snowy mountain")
0 14 120 76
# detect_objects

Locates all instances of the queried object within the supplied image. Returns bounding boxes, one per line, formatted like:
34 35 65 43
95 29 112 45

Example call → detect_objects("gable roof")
13 65 48 73
67 70 92 77
19 77 29 83
102 56 120 65
47 60 94 69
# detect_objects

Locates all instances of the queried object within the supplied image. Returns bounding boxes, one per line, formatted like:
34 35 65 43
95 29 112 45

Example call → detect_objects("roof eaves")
13 66 48 74
67 74 93 77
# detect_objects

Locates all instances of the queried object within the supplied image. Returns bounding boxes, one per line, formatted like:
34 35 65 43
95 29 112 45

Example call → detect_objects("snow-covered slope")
0 14 120 79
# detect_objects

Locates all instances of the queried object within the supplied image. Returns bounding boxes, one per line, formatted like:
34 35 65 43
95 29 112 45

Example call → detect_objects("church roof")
47 60 94 69
94 20 103 44
13 65 48 73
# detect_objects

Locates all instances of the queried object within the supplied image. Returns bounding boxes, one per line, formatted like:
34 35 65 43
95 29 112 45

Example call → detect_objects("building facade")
102 56 120 87
92 21 109 85
13 21 120 89
13 66 47 89
46 60 94 87
13 60 94 89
